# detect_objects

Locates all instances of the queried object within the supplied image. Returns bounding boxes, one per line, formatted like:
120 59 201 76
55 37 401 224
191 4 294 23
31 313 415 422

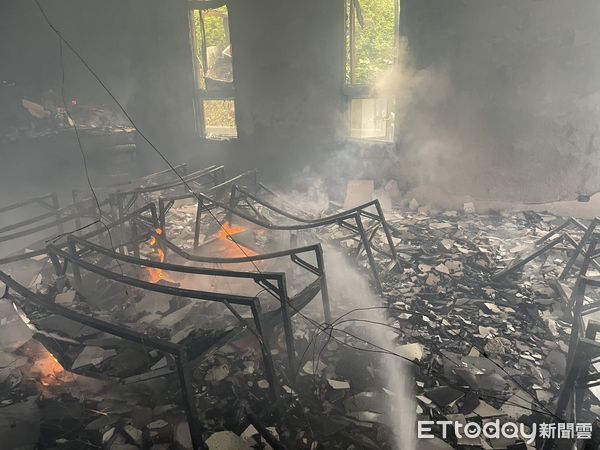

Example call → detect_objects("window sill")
345 137 396 148
198 136 238 143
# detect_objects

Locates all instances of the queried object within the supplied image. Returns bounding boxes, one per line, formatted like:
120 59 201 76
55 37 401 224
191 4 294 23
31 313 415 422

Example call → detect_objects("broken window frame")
344 0 400 144
188 0 238 140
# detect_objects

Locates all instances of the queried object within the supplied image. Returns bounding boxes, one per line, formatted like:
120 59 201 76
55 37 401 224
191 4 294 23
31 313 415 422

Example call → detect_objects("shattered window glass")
349 97 395 141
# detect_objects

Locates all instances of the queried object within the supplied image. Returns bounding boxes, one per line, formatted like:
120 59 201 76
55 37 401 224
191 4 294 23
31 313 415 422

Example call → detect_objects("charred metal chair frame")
490 223 600 449
0 271 208 450
541 238 600 449
156 169 259 242
71 162 190 203
0 165 222 265
226 185 400 291
107 165 226 219
0 199 329 449
0 202 155 266
1 199 329 373
0 164 197 265
42 239 324 448
142 223 331 324
0 194 112 263
50 231 328 375
157 184 398 291
493 217 600 280
0 192 63 241
48 233 283 378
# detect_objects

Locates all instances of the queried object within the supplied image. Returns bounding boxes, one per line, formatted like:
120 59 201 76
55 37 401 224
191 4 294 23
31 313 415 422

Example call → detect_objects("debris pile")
1 188 597 449
1 81 132 144
379 209 599 448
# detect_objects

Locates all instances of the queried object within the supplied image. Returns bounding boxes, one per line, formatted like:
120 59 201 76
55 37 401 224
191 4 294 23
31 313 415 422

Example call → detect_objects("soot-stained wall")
399 0 600 202
1 0 196 154
0 0 197 199
1 0 347 193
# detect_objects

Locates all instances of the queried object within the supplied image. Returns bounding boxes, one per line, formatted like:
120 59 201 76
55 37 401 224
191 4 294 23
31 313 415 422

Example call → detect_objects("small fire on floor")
215 223 258 257
146 228 176 283
23 342 69 389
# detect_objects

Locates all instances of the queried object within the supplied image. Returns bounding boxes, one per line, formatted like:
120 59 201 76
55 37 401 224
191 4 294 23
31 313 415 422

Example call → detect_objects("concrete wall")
1 0 349 195
0 0 197 200
1 0 196 158
8 0 600 205
231 0 345 175
399 0 600 202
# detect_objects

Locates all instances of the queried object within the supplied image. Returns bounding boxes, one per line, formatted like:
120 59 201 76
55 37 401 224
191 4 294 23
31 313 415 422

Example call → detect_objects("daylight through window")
346 0 399 142
190 5 237 139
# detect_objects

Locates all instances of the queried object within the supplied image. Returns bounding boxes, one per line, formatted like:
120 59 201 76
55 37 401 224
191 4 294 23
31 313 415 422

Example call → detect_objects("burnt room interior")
3 0 600 449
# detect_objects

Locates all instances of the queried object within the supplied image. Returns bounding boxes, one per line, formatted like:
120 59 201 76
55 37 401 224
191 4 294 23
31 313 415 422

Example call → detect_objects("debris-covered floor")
1 198 597 449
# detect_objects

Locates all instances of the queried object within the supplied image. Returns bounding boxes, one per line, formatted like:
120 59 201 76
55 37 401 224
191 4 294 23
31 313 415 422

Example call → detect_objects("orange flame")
147 228 176 283
216 224 257 257
217 223 248 240
36 352 66 387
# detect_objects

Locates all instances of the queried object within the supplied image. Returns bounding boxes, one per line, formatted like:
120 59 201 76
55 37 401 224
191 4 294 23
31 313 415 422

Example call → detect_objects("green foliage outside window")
202 7 229 51
203 100 236 130
347 0 398 85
